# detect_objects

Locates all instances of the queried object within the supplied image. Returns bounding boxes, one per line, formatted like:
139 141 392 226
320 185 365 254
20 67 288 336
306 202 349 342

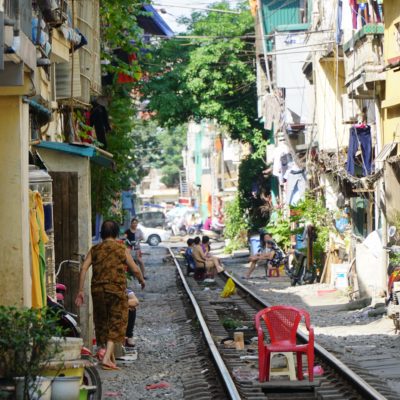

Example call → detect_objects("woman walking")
75 220 145 370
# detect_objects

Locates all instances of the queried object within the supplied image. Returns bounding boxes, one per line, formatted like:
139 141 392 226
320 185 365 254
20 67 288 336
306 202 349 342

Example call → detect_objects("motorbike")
385 245 400 333
285 250 317 286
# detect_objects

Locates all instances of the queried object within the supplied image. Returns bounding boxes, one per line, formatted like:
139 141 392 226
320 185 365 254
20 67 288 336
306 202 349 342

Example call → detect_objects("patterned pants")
91 286 128 346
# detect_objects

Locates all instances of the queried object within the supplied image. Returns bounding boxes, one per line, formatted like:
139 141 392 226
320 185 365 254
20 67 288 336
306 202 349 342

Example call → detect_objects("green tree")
224 194 249 253
142 1 265 151
92 1 149 219
154 124 187 187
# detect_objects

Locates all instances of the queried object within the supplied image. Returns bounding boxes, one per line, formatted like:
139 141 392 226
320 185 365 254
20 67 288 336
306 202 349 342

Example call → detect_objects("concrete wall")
0 96 31 306
275 33 314 124
35 149 93 345
382 1 400 145
314 58 349 151
384 163 400 224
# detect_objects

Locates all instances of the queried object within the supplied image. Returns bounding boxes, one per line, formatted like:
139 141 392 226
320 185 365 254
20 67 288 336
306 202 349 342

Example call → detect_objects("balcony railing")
343 24 385 97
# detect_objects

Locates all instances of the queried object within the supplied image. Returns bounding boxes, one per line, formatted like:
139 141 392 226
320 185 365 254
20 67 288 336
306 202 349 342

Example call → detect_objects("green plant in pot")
0 306 63 399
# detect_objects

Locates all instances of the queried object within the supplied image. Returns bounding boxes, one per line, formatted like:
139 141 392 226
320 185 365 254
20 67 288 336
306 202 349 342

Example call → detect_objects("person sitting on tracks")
125 288 139 348
184 238 196 274
202 236 224 275
245 233 283 280
192 236 224 278
75 220 145 371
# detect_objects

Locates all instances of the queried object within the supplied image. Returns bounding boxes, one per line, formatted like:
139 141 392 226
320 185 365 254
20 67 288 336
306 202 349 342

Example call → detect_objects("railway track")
170 247 397 400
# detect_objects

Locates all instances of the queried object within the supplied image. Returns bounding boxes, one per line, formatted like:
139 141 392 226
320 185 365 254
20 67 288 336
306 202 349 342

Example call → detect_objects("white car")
138 224 171 246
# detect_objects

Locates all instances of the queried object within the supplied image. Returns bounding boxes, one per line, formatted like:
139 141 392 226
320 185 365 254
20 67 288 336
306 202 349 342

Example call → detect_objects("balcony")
4 0 32 40
1 0 36 78
343 24 385 98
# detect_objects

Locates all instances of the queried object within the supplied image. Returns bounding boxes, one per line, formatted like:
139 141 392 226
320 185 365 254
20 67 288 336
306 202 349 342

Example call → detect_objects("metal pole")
256 0 272 92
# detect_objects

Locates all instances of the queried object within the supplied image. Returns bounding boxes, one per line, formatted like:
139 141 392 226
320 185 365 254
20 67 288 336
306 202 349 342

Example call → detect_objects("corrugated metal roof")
261 0 302 35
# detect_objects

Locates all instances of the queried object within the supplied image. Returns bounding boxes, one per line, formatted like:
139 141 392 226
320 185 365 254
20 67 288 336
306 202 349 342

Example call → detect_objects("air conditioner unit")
342 94 361 123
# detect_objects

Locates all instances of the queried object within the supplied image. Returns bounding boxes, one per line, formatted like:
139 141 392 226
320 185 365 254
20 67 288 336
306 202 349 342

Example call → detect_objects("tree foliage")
238 155 270 230
100 0 146 79
92 1 149 219
141 1 265 149
153 124 187 187
224 194 249 253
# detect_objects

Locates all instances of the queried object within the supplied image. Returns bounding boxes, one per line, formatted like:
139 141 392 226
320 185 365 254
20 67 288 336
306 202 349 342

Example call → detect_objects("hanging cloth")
346 125 372 176
29 191 49 308
349 0 359 29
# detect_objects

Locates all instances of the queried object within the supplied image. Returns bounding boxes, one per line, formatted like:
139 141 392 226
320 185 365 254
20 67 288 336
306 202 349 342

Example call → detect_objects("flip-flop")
101 362 120 371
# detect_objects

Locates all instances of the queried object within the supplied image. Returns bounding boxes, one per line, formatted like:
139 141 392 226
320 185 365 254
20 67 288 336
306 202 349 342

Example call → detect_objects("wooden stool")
270 352 297 381
268 268 280 277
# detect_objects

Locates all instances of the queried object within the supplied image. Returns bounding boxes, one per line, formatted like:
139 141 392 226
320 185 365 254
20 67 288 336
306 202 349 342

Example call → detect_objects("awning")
374 142 398 171
33 141 114 168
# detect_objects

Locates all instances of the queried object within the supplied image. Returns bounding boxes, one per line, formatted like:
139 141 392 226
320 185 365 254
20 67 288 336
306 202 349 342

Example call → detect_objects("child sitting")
125 288 139 348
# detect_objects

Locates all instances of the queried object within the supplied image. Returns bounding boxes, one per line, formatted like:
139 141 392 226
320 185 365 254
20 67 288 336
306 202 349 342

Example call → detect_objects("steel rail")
168 248 241 400
223 270 388 400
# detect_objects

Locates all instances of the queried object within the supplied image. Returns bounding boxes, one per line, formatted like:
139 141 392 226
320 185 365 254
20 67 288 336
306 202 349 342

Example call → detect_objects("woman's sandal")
101 362 120 371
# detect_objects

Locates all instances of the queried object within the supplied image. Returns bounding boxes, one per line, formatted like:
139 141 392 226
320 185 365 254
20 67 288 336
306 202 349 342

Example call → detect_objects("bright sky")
154 1 241 33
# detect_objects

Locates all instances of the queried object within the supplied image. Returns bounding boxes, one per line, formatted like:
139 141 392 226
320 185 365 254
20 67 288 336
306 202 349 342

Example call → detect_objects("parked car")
136 211 166 228
138 224 171 246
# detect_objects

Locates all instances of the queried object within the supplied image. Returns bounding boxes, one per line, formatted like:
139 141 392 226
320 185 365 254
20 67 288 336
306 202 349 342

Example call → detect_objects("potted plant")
0 306 63 399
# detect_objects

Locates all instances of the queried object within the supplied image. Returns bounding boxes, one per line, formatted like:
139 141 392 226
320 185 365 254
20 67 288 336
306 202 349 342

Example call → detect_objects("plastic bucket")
51 376 80 400
331 263 349 289
249 236 261 256
15 376 52 400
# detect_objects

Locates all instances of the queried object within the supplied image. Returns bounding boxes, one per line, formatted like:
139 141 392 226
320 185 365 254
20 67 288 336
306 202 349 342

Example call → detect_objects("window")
395 22 400 53
202 153 210 170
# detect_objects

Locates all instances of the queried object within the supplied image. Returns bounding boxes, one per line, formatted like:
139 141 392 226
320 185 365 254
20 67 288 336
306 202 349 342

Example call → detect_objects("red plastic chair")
255 306 314 382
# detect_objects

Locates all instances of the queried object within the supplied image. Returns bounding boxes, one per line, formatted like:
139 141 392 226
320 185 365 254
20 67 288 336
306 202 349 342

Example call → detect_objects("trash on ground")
232 367 258 382
145 381 171 390
304 365 324 376
221 278 236 298
117 352 138 362
104 392 122 397
240 355 258 360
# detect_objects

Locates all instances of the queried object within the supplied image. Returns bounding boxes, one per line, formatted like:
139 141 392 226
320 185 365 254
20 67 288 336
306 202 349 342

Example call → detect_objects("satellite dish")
388 226 397 238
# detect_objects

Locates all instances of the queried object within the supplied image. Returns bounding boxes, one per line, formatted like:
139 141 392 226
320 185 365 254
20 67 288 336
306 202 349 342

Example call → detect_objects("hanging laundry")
82 110 95 144
371 0 382 23
349 0 370 29
346 125 372 176
29 191 49 308
283 163 307 206
272 141 292 185
349 0 360 29
89 100 111 149
336 0 343 44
